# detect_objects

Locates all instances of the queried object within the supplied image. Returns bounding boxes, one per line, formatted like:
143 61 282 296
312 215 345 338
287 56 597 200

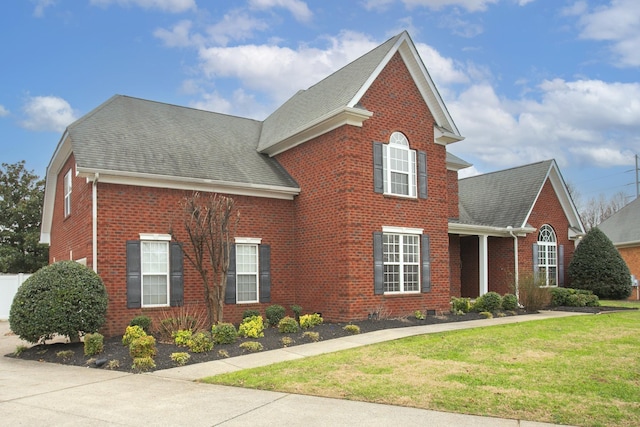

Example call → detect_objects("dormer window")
373 133 427 199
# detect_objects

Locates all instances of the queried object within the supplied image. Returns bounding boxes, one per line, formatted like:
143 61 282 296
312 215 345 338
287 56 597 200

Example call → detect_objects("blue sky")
1 0 639 206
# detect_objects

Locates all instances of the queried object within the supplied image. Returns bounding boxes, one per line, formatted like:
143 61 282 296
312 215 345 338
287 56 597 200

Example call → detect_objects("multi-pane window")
537 225 557 287
236 244 259 303
383 233 420 293
63 169 72 217
383 132 417 197
141 241 169 306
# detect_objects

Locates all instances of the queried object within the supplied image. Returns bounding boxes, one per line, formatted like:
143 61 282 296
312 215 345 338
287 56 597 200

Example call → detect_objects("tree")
172 193 239 326
9 261 108 343
567 227 632 299
0 161 49 273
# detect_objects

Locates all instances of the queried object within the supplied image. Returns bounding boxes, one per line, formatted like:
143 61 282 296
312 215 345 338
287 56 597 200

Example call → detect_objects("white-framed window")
383 132 417 197
141 235 170 307
236 238 260 303
382 229 421 293
63 169 72 217
537 224 557 287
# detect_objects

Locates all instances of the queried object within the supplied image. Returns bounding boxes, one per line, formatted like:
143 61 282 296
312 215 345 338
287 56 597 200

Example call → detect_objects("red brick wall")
447 170 459 219
276 51 452 320
488 236 516 295
618 247 640 301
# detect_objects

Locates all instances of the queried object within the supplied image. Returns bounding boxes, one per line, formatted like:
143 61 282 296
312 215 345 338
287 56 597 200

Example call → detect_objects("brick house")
598 197 640 300
40 32 584 336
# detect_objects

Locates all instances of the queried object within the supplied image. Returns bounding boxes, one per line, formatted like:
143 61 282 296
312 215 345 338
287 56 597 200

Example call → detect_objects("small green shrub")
496 312 507 318
299 313 323 329
122 325 147 346
265 304 286 326
278 316 299 333
187 332 213 353
280 336 294 346
170 352 191 366
211 322 238 344
129 315 152 333
56 350 74 361
129 335 157 359
450 297 471 313
242 309 261 319
502 293 518 311
173 329 193 347
239 341 264 352
302 331 320 342
84 332 104 356
132 356 155 372
9 260 108 344
343 324 360 335
106 359 120 370
218 349 230 358
291 304 302 319
13 345 28 356
238 315 264 338
549 287 601 308
414 310 425 320
479 311 493 319
474 292 502 312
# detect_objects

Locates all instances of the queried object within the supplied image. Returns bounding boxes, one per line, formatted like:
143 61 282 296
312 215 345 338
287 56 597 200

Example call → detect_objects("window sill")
383 292 422 298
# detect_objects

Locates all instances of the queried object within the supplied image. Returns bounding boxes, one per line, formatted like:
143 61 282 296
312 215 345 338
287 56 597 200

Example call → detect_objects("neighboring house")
598 197 640 300
450 160 585 298
40 32 584 337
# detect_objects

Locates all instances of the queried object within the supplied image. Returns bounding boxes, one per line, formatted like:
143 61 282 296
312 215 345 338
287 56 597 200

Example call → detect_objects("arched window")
383 132 417 197
537 225 557 286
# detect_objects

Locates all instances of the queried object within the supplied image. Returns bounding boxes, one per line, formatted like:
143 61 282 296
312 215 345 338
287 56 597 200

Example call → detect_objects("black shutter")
225 244 237 304
421 234 431 292
259 244 271 303
373 232 384 294
558 244 564 286
170 242 184 307
373 142 384 194
418 150 427 199
126 240 141 308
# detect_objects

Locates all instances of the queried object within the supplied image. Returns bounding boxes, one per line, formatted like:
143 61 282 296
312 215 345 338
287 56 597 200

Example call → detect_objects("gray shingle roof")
598 197 640 245
458 160 554 228
258 33 403 152
68 95 298 189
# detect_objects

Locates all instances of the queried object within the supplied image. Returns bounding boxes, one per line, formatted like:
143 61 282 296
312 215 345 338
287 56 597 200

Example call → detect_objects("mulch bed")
5 306 631 373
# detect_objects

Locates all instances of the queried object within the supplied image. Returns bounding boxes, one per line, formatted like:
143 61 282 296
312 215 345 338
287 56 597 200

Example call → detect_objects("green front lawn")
203 307 640 427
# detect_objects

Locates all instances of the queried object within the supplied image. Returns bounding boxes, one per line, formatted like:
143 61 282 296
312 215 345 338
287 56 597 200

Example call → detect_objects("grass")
203 302 640 427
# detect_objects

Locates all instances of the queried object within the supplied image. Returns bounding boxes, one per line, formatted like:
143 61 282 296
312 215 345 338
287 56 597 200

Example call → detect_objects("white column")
479 234 488 296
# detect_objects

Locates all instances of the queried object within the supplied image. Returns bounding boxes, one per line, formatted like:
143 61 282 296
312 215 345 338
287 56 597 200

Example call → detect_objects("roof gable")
598 197 640 246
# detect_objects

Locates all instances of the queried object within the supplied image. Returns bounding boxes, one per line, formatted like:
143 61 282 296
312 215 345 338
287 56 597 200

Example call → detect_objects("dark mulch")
5 306 631 373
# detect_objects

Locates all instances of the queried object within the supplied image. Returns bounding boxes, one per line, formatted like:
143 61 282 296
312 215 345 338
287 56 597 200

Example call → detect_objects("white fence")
0 274 31 320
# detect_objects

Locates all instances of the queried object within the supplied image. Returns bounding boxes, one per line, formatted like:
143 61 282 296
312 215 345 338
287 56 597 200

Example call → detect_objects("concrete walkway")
0 311 584 426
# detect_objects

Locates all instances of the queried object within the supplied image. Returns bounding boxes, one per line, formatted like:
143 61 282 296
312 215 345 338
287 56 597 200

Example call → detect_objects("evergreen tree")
568 227 631 299
0 161 48 273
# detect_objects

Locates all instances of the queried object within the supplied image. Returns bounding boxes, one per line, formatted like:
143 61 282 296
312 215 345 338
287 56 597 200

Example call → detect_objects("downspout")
92 173 99 273
507 226 519 301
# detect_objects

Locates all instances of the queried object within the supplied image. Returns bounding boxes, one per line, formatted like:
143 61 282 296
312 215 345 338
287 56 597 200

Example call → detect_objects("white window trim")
383 132 417 198
64 170 72 217
382 231 421 295
140 239 170 308
537 225 558 288
236 242 260 304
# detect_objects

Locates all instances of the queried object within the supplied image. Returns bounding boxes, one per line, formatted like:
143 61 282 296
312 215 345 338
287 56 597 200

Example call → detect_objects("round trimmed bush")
9 261 108 343
278 316 299 333
265 304 286 326
474 292 502 312
502 293 518 311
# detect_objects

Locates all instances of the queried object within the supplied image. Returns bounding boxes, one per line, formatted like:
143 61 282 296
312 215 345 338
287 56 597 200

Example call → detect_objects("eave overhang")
448 222 535 238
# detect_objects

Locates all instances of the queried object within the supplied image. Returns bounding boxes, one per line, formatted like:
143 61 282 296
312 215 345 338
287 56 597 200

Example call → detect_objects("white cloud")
154 20 198 47
400 0 499 12
415 42 470 85
90 0 196 13
205 10 269 46
248 0 312 22
20 96 78 132
32 0 55 17
574 0 640 67
0 105 9 117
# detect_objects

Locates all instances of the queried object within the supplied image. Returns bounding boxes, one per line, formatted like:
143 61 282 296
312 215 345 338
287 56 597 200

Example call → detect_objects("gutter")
92 173 99 273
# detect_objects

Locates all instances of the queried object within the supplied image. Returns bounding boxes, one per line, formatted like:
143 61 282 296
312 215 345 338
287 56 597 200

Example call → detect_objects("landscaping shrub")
278 316 299 333
56 350 74 361
172 329 193 347
187 332 213 353
122 325 146 346
502 293 518 311
158 306 208 341
242 309 261 319
280 336 294 347
84 332 104 356
238 315 264 338
265 304 286 326
473 292 502 312
132 356 155 372
211 322 238 345
519 274 551 312
299 313 323 329
549 287 601 307
170 352 190 366
479 311 493 319
239 341 263 352
549 287 573 307
568 227 632 299
9 260 108 343
290 304 302 320
129 335 157 359
414 310 425 320
302 331 320 342
129 315 152 333
450 297 471 313
343 324 360 335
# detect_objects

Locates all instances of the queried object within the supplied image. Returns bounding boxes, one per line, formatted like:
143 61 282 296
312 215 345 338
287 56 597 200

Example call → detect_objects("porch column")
479 234 488 296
